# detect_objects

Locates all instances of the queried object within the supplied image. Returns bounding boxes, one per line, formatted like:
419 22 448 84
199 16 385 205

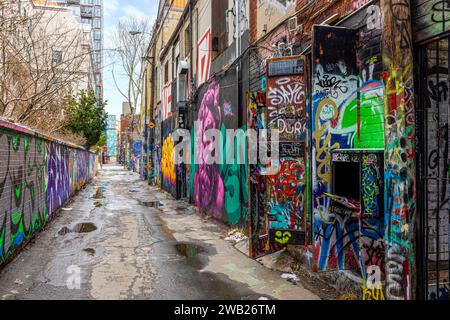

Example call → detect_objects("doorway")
416 35 450 300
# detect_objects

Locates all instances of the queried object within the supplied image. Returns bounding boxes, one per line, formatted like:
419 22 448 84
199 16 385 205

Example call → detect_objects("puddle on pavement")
94 201 103 208
74 223 97 233
173 242 207 270
83 248 96 256
138 200 163 208
175 243 204 258
58 223 98 235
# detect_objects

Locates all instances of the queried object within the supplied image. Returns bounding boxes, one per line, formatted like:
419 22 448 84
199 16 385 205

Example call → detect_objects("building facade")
142 0 450 300
65 0 103 100
0 0 95 124
106 115 117 158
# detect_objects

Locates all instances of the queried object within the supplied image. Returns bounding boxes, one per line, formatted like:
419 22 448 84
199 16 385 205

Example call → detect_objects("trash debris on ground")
224 228 247 243
14 279 23 285
61 208 73 211
281 273 300 283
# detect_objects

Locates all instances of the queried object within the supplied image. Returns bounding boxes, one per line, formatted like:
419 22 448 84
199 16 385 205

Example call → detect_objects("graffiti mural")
248 92 271 257
412 0 450 43
47 143 71 216
312 25 386 279
381 0 416 300
0 122 96 265
191 75 249 226
266 57 307 246
161 118 176 196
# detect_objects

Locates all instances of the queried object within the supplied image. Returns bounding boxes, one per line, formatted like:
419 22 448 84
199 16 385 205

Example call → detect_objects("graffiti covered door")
416 35 450 300
266 56 308 247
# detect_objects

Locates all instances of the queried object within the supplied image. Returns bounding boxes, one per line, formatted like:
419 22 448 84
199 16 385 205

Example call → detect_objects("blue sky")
103 0 159 117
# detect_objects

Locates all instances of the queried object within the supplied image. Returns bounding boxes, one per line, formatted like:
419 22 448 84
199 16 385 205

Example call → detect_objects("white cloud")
104 0 119 17
122 5 151 22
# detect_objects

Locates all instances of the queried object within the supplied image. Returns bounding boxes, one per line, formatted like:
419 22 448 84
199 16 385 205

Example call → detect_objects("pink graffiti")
194 79 225 218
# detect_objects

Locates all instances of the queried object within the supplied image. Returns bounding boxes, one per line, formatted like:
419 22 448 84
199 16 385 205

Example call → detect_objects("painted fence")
0 119 97 266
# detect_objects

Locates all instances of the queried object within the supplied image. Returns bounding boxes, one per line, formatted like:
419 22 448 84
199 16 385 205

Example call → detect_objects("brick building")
142 0 449 300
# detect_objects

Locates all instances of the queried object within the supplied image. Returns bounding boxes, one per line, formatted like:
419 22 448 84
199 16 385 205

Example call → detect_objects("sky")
103 0 159 117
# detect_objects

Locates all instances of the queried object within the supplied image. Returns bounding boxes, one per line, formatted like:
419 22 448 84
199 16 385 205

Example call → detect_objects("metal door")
416 35 450 300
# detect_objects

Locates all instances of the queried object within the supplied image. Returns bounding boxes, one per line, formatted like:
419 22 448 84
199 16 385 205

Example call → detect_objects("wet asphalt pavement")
0 164 318 300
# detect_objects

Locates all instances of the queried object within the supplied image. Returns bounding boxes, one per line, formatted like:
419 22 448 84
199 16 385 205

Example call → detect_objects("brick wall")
0 119 97 266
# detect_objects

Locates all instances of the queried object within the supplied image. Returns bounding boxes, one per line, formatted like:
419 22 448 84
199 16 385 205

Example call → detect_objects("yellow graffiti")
362 280 385 301
161 135 176 185
274 231 292 244
316 195 337 225
314 98 340 183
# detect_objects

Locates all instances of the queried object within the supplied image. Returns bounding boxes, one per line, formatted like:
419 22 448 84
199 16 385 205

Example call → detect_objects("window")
52 50 63 64
164 62 169 84
94 30 101 40
154 66 159 101
81 18 92 25
333 161 361 201
184 26 190 57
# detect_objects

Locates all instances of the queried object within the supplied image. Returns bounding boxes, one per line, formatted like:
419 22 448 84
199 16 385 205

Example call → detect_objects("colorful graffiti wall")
161 118 176 196
381 0 417 300
311 23 386 281
190 72 249 227
0 120 97 265
266 57 308 246
412 0 450 43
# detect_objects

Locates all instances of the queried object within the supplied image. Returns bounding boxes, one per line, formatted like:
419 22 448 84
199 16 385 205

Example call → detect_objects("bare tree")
111 17 151 123
0 0 94 140
111 16 150 169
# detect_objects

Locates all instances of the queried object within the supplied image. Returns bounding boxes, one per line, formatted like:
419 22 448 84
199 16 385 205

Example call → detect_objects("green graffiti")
12 134 20 151
14 186 21 200
11 211 22 225
339 93 385 149
219 124 249 225
24 136 30 152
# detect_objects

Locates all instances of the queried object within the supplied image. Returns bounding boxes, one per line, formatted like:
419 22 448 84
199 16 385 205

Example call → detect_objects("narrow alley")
0 164 319 300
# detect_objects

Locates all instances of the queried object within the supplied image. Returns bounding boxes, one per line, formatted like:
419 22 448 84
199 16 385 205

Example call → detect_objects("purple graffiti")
46 144 71 216
194 79 225 218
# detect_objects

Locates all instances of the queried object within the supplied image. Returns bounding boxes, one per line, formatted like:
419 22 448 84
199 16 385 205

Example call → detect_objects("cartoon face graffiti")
274 230 292 244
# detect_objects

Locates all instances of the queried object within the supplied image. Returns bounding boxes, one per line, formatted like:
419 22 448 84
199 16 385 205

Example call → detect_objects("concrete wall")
0 119 97 266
